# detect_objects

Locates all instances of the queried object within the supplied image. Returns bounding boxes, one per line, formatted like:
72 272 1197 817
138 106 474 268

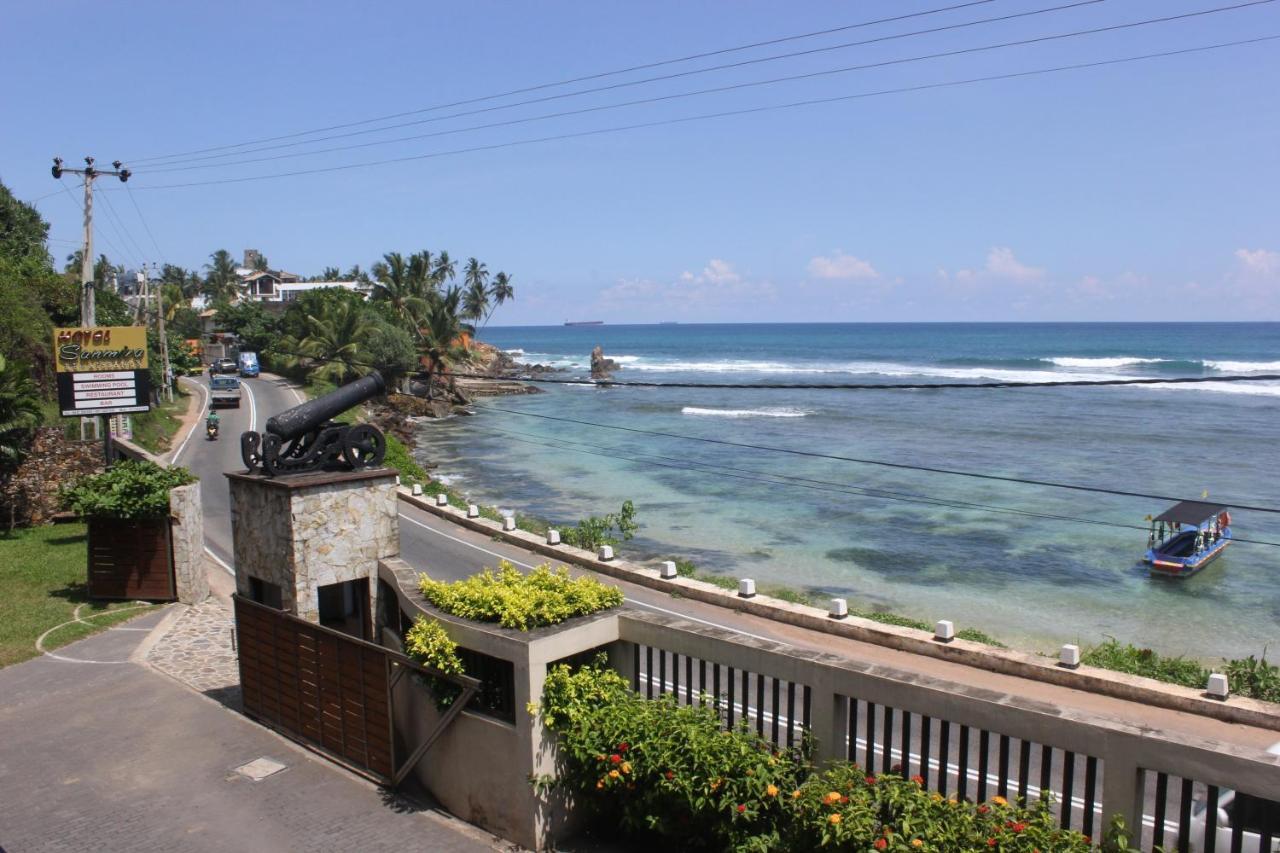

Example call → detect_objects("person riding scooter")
206 411 220 440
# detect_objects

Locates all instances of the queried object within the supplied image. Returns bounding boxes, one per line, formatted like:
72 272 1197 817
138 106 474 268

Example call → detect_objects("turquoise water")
413 323 1280 660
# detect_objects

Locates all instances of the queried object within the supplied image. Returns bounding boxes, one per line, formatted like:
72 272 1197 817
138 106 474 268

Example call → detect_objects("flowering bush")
535 659 1137 852
418 561 623 631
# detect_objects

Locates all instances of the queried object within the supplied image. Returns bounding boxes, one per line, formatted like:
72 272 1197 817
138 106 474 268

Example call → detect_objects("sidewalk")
0 608 509 852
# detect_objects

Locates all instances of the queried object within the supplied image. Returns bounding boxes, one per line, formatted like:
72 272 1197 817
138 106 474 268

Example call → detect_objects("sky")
3 0 1278 324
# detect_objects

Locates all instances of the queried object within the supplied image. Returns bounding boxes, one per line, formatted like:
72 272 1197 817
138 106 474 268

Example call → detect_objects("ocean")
412 323 1280 661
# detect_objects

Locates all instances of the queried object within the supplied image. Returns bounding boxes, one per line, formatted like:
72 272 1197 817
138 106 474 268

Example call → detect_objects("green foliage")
418 561 623 631
0 354 42 468
537 660 1122 852
93 289 133 327
1081 638 1208 689
0 182 73 385
383 434 428 487
1222 652 1280 704
61 459 196 520
215 300 280 354
955 628 1006 648
403 616 468 709
561 500 638 551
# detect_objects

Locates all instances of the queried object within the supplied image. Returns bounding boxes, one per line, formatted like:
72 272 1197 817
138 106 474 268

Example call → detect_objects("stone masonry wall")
1 428 102 527
169 481 207 604
229 478 298 612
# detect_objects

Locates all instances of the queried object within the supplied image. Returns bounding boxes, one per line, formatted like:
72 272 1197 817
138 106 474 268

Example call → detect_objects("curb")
397 488 1280 733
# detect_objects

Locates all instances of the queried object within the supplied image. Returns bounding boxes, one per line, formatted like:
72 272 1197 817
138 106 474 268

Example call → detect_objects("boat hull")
1146 535 1231 578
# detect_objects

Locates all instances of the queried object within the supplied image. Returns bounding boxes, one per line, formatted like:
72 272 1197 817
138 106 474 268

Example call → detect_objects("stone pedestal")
169 482 207 604
227 469 398 624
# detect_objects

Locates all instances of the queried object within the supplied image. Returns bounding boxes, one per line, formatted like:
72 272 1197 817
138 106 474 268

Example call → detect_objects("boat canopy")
1153 500 1229 525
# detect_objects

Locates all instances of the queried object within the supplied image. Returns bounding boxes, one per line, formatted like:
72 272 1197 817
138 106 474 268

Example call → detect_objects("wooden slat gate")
88 517 176 601
233 595 478 785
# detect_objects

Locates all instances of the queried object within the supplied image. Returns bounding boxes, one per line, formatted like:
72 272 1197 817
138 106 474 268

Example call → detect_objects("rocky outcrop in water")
590 345 620 380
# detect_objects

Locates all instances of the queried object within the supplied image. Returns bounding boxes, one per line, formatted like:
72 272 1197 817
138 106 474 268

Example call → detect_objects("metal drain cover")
234 757 287 781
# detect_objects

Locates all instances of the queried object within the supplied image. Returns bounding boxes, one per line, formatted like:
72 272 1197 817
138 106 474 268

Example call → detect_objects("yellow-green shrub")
418 561 624 631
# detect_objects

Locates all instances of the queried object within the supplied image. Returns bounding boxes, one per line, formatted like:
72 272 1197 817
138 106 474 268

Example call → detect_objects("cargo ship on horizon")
563 320 604 326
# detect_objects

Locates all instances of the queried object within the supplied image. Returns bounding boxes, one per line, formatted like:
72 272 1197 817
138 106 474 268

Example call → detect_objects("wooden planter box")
87 516 176 602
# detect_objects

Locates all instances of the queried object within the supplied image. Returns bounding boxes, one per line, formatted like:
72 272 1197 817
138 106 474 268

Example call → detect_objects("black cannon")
241 372 388 476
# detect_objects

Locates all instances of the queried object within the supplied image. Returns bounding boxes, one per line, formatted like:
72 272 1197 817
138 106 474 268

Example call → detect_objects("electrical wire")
120 34 1280 190
95 186 148 267
477 405 1280 515
143 0 1110 171
444 370 1280 390
125 0 1004 165
55 178 130 267
469 422 1280 548
124 183 168 264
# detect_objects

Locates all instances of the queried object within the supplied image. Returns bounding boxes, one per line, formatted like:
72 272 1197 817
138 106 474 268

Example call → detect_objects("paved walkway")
146 597 240 706
0 610 510 853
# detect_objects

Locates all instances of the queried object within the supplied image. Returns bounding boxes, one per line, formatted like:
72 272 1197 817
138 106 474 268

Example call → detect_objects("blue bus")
238 351 260 378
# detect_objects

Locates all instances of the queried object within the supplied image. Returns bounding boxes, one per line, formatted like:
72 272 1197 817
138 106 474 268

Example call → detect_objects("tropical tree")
370 252 427 332
160 282 186 323
203 249 241 303
344 264 373 286
479 271 514 331
462 278 488 324
252 253 269 272
0 353 42 531
432 250 456 288
289 299 377 385
408 250 435 296
417 287 473 399
317 266 341 281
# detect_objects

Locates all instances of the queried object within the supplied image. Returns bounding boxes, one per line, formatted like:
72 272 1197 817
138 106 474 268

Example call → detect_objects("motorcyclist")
206 410 220 438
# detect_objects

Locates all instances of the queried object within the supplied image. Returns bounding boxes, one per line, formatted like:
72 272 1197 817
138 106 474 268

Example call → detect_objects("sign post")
53 328 151 461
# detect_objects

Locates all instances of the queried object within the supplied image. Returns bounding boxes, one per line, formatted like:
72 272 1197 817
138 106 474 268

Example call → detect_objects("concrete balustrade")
934 620 955 643
466 504 479 519
502 516 517 532
829 598 848 619
658 560 677 579
1207 672 1229 699
1060 644 1081 668
546 529 560 545
435 492 448 507
738 578 756 598
410 482 421 495
597 545 614 561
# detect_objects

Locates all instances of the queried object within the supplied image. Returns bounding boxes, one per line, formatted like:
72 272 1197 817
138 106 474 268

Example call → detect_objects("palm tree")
370 252 427 333
294 300 377 385
408 250 434 296
482 271 514 329
0 354 42 531
344 264 372 286
318 266 341 281
161 282 186 323
252 253 269 272
203 249 241 303
432 250 457 288
417 287 473 400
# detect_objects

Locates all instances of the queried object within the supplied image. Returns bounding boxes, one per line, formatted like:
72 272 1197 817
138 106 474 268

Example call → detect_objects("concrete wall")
378 557 616 851
229 470 397 624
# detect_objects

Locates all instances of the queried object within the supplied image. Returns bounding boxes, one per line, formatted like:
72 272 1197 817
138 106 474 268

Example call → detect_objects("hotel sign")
54 327 152 417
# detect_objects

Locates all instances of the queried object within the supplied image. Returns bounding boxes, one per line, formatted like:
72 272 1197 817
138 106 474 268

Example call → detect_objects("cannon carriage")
241 372 388 476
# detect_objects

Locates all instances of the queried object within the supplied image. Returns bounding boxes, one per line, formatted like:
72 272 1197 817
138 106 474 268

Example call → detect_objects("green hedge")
536 660 1135 852
61 460 196 519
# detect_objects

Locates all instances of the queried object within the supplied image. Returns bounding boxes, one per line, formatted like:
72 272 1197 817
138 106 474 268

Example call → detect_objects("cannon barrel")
265 371 386 440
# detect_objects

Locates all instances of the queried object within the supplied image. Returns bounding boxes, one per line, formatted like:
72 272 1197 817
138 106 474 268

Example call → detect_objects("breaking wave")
681 406 810 418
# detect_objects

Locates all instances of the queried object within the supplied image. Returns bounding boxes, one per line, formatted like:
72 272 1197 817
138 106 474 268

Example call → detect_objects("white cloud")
1235 248 1280 277
680 258 740 286
949 247 1045 283
806 251 879 281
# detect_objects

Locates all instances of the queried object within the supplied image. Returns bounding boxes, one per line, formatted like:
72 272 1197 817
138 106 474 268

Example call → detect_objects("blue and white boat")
1144 501 1232 578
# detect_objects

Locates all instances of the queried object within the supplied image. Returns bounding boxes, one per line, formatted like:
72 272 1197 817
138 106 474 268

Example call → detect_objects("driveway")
0 609 508 853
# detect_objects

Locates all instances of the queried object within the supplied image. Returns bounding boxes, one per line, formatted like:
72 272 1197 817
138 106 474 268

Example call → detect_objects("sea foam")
681 406 809 418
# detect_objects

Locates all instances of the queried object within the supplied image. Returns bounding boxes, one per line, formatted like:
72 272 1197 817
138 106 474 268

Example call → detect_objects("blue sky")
4 0 1278 323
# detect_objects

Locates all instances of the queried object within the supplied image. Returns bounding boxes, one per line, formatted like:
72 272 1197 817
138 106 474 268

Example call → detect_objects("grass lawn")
129 387 194 455
0 523 160 668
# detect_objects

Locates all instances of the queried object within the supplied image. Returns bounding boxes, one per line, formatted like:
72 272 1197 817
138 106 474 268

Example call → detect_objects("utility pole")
149 263 173 402
52 156 132 460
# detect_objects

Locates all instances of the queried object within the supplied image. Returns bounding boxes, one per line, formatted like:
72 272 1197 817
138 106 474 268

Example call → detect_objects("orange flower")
823 791 842 805
791 790 802 800
865 775 877 785
990 796 1008 807
873 838 885 849
911 775 925 785
765 784 779 798
596 779 605 790
608 769 620 779
610 754 621 765
620 761 631 774
736 804 746 814
977 804 990 815
664 771 675 780
912 840 924 849
831 814 843 826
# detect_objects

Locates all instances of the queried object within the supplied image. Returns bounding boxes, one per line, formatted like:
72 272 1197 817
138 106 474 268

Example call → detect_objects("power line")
120 34 1280 191
473 422 1280 548
95 185 147 267
445 370 1280 390
478 405 1280 515
143 0 1110 171
124 183 168 264
125 0 1003 165
56 178 129 266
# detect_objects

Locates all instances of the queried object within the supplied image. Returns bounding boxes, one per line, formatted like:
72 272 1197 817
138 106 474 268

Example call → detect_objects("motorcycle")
206 420 219 440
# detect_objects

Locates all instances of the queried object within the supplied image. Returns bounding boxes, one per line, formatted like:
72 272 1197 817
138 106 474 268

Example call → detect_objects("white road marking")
244 377 258 432
171 377 209 464
205 546 235 576
396 510 778 644
35 603 157 664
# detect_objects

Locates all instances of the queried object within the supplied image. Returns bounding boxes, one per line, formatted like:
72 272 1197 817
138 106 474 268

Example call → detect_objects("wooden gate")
233 595 477 785
88 517 176 601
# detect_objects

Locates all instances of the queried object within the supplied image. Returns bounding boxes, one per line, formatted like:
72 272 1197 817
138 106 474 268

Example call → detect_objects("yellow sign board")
53 326 149 373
